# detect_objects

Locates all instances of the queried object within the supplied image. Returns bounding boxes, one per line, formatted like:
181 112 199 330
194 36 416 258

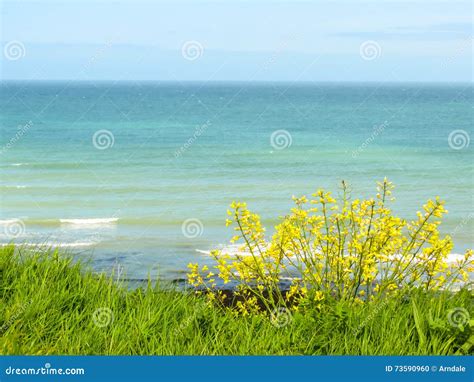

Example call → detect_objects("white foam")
41 241 97 248
196 243 269 257
386 252 468 264
11 163 28 166
197 246 470 264
60 218 118 226
0 185 27 189
0 241 98 248
0 219 23 225
445 253 466 264
195 249 211 255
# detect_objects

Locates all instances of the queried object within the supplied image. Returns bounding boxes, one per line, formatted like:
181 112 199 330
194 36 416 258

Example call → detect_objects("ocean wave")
445 253 467 264
0 185 28 190
196 244 269 257
0 241 98 248
0 218 58 227
0 218 119 228
60 218 119 226
0 219 15 224
197 245 468 265
0 217 218 228
0 219 24 225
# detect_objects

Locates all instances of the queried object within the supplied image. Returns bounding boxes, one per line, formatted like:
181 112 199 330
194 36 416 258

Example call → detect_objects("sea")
0 81 472 281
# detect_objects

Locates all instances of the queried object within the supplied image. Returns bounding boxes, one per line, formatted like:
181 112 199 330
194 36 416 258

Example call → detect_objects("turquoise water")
0 82 472 280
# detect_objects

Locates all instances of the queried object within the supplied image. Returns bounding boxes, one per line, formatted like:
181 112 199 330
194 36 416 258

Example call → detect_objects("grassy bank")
0 245 472 355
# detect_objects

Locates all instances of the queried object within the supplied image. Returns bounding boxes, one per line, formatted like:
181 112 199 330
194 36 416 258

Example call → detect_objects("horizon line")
1 79 473 85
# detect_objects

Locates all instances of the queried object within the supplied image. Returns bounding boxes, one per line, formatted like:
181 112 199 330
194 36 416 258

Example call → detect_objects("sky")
1 0 472 82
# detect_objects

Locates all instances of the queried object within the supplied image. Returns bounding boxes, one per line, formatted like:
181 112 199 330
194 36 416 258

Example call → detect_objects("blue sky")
1 0 472 81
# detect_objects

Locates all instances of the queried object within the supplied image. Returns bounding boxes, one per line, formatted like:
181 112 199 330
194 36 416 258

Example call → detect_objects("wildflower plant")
188 180 473 315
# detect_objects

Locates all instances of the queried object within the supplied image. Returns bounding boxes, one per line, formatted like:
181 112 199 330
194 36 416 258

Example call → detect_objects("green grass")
1 244 472 355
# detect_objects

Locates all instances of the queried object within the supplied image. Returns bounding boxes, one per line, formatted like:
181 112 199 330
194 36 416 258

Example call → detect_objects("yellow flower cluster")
188 179 473 314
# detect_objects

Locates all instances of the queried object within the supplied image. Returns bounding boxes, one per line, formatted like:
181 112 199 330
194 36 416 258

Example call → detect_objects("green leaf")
412 300 426 349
